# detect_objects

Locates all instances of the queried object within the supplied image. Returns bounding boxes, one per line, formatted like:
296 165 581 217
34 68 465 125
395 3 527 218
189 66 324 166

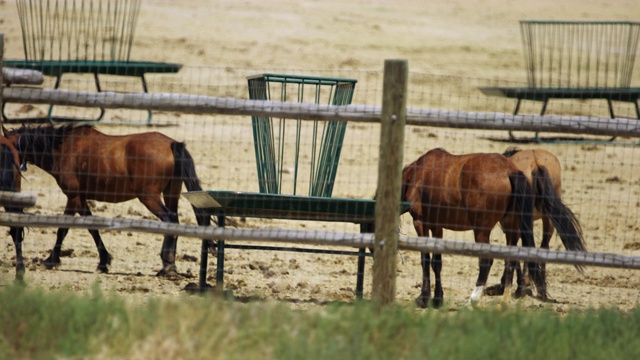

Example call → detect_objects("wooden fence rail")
3 87 640 138
0 212 638 270
0 191 37 208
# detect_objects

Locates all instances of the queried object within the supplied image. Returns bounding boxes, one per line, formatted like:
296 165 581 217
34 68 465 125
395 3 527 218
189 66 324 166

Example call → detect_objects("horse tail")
509 170 546 298
171 142 202 192
171 142 210 226
533 166 587 274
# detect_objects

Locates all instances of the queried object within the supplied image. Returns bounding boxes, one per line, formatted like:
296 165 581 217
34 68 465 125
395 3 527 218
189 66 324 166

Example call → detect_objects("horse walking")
3 124 209 276
401 148 545 308
0 135 25 281
492 148 586 300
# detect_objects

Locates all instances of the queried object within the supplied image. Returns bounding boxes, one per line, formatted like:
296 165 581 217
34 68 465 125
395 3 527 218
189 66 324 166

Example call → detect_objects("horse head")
2 125 31 171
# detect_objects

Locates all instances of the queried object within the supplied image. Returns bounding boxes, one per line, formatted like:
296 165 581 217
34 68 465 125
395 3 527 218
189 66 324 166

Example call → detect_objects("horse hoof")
14 272 26 284
42 257 60 270
538 295 558 303
514 287 533 299
96 265 109 274
157 265 180 278
483 284 505 296
415 296 429 309
432 298 444 309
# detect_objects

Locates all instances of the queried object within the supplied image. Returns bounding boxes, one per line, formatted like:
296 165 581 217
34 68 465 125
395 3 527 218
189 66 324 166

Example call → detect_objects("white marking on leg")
467 285 484 306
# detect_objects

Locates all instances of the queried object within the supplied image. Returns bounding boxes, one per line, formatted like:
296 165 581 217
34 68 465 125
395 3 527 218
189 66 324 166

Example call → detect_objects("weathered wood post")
1 33 4 136
372 59 407 305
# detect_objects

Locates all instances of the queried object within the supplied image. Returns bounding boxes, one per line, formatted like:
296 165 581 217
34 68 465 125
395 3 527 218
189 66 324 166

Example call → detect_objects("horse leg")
536 215 555 302
43 198 112 272
7 207 25 282
43 226 68 269
11 226 25 281
513 262 532 298
500 228 520 306
141 195 180 277
43 196 80 268
416 252 432 309
431 228 444 308
413 219 434 309
157 216 180 276
9 236 25 281
79 205 112 273
468 231 493 307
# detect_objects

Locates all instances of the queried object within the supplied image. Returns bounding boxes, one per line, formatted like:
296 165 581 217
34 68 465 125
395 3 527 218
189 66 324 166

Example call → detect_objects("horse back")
403 149 514 231
508 149 562 195
61 128 175 169
57 128 177 201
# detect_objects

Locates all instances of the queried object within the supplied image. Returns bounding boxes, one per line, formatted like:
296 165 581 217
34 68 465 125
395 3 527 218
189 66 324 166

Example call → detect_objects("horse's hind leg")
158 226 179 277
43 227 67 269
500 229 520 306
535 216 554 302
468 231 493 307
141 195 180 277
82 207 112 273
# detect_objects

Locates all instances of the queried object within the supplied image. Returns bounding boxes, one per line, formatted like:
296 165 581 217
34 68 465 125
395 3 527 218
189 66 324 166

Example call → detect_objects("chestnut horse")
402 148 544 308
0 135 25 281
3 124 208 276
491 148 586 300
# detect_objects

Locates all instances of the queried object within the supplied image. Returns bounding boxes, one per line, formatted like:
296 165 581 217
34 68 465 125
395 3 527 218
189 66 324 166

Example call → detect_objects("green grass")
1 283 639 359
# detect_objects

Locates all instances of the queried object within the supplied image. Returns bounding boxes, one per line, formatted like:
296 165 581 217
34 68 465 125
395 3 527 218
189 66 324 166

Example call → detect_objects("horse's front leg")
11 227 25 281
416 252 432 309
7 207 25 281
431 228 444 308
413 220 434 308
43 197 80 268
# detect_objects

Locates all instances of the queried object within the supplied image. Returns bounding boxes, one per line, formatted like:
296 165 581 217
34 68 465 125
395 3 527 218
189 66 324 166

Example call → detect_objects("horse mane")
24 123 92 148
13 124 95 170
502 147 522 158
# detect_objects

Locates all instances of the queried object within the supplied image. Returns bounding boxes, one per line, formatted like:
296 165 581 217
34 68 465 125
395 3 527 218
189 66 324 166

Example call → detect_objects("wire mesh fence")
2 64 639 310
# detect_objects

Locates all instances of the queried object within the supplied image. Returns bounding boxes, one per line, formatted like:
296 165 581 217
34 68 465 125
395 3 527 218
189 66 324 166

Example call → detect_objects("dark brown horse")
0 135 25 281
3 124 208 276
491 148 586 300
402 148 544 308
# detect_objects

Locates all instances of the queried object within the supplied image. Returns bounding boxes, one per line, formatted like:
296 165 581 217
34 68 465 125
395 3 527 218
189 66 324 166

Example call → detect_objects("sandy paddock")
1 0 639 311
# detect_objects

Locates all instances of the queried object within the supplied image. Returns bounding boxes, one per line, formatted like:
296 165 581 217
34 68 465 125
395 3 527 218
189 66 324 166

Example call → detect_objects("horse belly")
430 207 474 232
79 176 138 203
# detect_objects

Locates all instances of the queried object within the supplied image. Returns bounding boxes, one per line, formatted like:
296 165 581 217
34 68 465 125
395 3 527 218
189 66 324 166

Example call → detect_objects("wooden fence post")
1 33 4 135
372 59 407 305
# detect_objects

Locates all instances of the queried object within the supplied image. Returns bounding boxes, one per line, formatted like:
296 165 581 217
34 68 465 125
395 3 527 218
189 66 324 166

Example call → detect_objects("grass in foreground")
1 283 639 360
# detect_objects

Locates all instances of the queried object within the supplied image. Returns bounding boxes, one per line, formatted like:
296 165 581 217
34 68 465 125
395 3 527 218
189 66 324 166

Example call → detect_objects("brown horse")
491 148 586 300
402 148 544 308
3 124 208 276
0 135 25 281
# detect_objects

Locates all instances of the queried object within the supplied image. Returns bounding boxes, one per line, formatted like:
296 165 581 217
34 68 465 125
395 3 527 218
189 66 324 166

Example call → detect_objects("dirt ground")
1 0 639 312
